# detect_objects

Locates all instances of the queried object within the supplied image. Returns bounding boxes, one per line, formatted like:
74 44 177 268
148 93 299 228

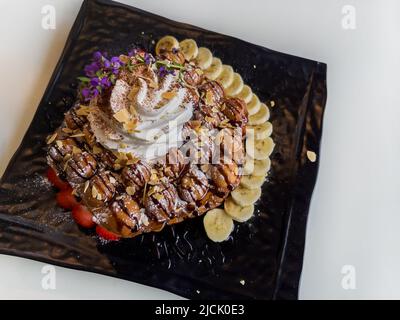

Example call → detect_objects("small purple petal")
103 59 111 69
93 51 103 61
81 87 91 100
111 56 120 64
100 77 111 87
90 77 100 87
92 88 100 97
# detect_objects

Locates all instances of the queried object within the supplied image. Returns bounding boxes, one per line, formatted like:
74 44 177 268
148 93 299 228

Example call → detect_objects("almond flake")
153 193 164 201
70 133 85 138
72 146 82 154
126 186 136 195
46 132 58 145
62 127 73 134
92 145 102 154
119 55 130 64
205 91 214 105
306 150 317 162
126 159 139 165
55 140 63 148
162 91 177 100
92 186 98 199
128 86 139 101
83 180 90 193
119 143 128 149
205 116 214 123
113 109 131 123
109 176 116 184
195 68 204 76
76 105 91 116
123 119 138 133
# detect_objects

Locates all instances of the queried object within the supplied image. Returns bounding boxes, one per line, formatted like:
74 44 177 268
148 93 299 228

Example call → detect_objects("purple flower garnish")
84 62 100 77
90 77 100 87
92 88 100 97
81 87 91 101
143 53 155 65
103 58 111 69
128 48 137 57
100 77 111 88
93 51 103 61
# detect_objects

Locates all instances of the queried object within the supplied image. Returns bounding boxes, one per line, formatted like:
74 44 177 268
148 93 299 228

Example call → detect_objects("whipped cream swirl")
88 68 196 161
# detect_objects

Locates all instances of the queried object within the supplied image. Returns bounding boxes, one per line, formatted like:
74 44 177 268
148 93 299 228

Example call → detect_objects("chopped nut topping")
83 180 90 193
205 116 214 123
128 86 139 101
306 150 317 162
72 146 82 154
113 109 131 123
92 145 102 154
126 186 136 195
76 105 91 116
153 193 164 201
109 176 116 184
92 186 98 199
46 132 58 145
62 127 73 134
123 119 138 133
205 91 214 105
70 133 85 138
162 91 177 100
55 140 63 148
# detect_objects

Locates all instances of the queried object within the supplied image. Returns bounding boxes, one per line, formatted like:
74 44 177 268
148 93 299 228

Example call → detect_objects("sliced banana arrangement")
155 36 276 243
203 209 234 242
204 57 223 80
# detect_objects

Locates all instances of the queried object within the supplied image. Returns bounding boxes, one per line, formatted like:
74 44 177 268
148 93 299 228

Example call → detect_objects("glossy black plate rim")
0 0 327 300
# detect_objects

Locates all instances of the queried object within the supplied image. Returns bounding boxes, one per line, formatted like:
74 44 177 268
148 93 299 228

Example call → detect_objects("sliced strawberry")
72 205 95 228
47 167 69 190
56 188 79 209
96 225 120 241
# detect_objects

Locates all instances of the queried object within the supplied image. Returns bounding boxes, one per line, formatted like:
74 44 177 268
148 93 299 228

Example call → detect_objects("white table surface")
0 0 399 300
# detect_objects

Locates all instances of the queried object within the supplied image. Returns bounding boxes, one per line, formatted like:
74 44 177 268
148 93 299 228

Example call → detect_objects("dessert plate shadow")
0 0 327 299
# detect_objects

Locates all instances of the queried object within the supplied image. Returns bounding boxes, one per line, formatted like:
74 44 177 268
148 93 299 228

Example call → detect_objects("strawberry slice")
72 205 95 228
56 188 79 209
47 167 69 190
96 225 120 241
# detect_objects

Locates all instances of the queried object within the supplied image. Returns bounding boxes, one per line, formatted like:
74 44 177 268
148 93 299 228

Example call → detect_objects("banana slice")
242 155 255 175
203 208 234 242
247 94 261 116
247 137 275 160
195 47 213 69
224 196 254 222
179 39 198 61
242 157 271 176
225 73 244 96
249 103 270 125
216 65 234 89
240 175 266 189
204 57 223 80
253 158 271 176
231 185 261 207
248 121 273 140
235 85 253 104
155 35 179 55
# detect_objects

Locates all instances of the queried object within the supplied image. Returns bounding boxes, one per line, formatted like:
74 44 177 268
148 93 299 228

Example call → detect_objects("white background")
0 0 399 299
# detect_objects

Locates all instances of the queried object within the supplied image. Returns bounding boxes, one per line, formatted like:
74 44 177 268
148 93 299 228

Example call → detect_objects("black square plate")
0 0 327 299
